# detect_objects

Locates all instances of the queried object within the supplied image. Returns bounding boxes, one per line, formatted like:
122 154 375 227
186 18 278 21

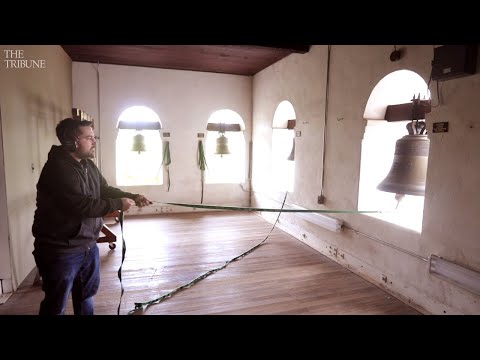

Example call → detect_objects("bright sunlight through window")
205 109 245 184
359 70 430 232
116 106 163 186
271 100 296 192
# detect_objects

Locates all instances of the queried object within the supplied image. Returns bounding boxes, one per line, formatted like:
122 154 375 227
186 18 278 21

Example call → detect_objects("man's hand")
134 195 152 207
121 198 136 211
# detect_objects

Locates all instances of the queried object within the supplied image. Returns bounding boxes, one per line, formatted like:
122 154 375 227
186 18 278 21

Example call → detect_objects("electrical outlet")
317 195 325 204
296 130 302 137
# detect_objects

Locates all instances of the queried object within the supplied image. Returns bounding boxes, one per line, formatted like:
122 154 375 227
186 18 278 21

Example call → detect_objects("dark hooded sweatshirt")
32 145 139 253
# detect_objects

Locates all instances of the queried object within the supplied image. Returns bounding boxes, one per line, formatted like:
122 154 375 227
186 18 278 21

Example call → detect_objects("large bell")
287 138 295 161
215 133 230 157
377 134 430 196
132 133 146 153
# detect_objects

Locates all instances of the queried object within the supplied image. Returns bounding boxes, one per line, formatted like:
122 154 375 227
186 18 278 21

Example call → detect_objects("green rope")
117 211 125 315
129 193 289 314
162 141 171 191
197 140 207 203
162 201 383 214
128 198 384 314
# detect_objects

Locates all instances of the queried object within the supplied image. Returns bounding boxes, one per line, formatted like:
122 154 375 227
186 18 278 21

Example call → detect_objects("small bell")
132 133 146 154
215 132 230 157
287 138 295 161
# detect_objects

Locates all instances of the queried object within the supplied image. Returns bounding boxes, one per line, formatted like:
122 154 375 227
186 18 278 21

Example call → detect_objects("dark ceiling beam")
255 45 310 53
61 45 311 76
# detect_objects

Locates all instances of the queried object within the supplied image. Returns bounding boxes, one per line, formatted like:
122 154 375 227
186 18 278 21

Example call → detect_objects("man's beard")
78 148 95 159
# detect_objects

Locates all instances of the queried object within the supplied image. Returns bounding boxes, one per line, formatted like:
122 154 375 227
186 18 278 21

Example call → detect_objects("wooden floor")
0 211 420 315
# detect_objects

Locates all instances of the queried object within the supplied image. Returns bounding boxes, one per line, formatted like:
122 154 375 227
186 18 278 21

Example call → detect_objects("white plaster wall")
72 63 252 214
0 45 72 289
252 45 480 314
252 45 327 211
0 104 9 285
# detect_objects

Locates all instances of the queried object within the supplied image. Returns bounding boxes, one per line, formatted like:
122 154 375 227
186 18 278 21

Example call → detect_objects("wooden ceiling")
61 45 310 76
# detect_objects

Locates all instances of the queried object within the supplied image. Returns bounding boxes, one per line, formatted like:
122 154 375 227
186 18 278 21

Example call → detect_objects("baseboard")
0 292 12 304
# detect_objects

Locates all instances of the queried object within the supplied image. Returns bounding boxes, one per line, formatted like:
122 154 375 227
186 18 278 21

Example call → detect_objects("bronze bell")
377 134 430 196
215 133 230 157
132 133 146 154
287 138 295 161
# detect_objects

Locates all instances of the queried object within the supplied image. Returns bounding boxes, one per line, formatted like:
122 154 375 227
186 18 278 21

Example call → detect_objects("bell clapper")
395 193 405 209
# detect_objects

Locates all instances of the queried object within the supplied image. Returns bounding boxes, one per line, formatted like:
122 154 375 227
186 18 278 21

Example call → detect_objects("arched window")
205 109 245 184
116 106 163 186
272 100 296 192
359 70 430 232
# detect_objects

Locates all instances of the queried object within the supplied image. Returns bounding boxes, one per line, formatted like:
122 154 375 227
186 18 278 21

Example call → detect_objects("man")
32 117 151 315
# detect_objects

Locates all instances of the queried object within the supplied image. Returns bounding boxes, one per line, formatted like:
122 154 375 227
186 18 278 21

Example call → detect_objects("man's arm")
46 161 124 217
99 173 152 207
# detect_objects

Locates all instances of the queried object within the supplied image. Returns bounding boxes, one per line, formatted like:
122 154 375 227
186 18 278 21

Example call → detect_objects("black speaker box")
431 45 478 81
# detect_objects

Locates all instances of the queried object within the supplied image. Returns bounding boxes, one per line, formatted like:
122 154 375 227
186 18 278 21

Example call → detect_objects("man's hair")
56 118 93 149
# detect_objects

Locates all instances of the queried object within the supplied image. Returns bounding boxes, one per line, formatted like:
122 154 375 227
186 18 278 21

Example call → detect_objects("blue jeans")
33 244 100 315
